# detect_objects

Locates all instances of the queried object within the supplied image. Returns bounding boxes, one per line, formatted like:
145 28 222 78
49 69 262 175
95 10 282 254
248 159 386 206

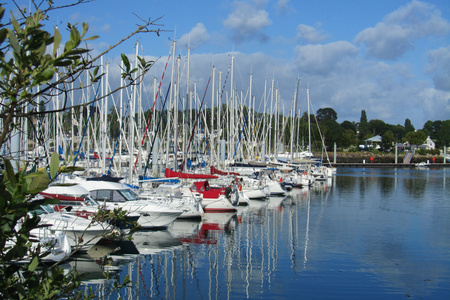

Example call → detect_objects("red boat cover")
40 192 85 202
165 168 219 179
191 181 225 198
210 166 240 176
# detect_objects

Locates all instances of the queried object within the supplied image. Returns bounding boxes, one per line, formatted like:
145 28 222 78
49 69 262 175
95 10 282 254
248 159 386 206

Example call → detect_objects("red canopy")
210 166 240 176
165 168 219 179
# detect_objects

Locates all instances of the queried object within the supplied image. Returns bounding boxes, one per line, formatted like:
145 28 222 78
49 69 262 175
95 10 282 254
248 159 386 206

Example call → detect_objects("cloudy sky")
8 0 450 128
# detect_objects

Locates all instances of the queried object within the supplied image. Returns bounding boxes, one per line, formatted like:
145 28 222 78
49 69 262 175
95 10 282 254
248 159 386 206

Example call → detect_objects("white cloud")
426 46 450 91
276 0 291 14
294 41 358 75
223 1 272 43
420 88 450 122
296 24 328 44
178 23 210 50
355 0 450 60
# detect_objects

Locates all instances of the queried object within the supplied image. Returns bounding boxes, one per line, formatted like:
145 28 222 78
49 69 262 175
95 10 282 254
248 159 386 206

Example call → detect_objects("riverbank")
318 151 448 166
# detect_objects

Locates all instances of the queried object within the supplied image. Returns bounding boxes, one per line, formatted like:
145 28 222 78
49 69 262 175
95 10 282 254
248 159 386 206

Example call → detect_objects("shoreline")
318 152 449 167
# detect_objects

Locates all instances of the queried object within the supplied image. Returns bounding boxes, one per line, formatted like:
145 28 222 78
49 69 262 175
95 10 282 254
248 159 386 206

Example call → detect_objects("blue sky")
6 0 450 128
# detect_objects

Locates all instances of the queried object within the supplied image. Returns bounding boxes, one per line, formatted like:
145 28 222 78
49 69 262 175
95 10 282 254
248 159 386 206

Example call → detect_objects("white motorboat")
139 183 204 219
190 181 238 212
33 204 112 251
76 179 183 229
41 184 140 232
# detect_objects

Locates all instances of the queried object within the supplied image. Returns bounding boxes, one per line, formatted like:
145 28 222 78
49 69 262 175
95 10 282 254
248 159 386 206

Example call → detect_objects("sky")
6 0 450 129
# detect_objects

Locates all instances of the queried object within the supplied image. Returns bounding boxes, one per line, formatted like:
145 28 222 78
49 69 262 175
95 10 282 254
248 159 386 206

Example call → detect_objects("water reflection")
69 168 450 299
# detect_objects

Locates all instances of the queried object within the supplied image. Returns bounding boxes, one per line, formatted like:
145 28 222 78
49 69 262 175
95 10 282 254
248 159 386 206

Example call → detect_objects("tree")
339 128 356 148
404 118 415 133
340 120 356 133
404 130 426 146
368 119 387 136
437 120 450 148
358 110 369 141
0 1 164 298
381 130 395 150
316 107 337 122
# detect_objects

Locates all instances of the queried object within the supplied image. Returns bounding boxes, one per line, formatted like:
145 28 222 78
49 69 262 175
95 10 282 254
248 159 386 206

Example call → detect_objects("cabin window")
111 190 126 202
96 190 112 201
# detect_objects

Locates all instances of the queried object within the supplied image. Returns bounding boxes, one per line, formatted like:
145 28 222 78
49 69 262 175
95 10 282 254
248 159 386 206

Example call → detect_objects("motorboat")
40 184 140 232
190 181 238 212
139 182 204 219
32 204 112 251
76 179 183 229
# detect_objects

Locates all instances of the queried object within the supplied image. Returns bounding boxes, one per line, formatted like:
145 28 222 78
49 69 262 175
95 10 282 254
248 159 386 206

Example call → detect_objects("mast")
174 54 180 171
210 66 215 166
165 40 176 170
291 78 300 161
185 47 190 171
118 61 124 176
307 88 311 157
101 57 107 175
128 44 138 184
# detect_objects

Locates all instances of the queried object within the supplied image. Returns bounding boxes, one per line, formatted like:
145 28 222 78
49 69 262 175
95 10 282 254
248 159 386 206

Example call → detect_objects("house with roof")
364 135 382 149
419 136 435 150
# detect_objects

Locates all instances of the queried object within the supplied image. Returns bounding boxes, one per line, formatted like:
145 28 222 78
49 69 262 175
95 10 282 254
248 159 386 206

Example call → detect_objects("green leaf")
0 28 7 44
4 159 17 188
59 166 85 173
50 152 60 180
11 13 20 33
28 256 39 272
26 171 51 194
54 59 73 67
7 29 20 56
69 26 81 47
53 26 61 57
82 22 89 38
36 41 46 59
83 35 99 41
39 66 56 82
121 53 130 71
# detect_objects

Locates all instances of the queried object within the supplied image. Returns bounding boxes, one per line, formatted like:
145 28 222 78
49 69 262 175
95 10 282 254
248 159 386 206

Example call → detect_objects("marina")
65 167 450 299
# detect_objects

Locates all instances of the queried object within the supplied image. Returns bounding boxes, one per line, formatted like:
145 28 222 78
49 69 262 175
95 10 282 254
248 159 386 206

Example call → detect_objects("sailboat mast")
210 66 215 166
307 88 311 156
165 40 176 170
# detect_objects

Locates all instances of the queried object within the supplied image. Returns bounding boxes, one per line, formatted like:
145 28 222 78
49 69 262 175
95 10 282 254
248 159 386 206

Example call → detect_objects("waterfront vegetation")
0 1 161 298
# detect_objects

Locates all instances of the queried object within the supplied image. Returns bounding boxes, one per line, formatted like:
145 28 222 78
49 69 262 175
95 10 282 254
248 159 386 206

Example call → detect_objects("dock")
330 163 449 168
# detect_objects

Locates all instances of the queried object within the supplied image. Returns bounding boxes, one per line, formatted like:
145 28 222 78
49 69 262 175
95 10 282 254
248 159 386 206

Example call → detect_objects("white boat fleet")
15 156 334 264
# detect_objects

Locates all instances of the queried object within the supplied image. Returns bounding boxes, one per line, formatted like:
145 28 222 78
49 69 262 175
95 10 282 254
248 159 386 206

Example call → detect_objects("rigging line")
72 82 101 167
180 75 211 171
133 52 172 174
199 115 211 157
143 83 171 177
232 109 250 160
107 94 131 176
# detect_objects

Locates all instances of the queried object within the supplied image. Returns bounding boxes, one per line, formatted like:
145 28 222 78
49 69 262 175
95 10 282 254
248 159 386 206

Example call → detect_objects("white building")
419 136 435 150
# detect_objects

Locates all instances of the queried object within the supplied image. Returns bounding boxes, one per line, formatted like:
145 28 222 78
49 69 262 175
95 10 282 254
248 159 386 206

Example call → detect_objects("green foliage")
382 130 395 150
358 110 369 141
404 130 426 146
0 2 159 297
316 107 337 122
437 120 450 148
0 155 87 299
404 118 415 133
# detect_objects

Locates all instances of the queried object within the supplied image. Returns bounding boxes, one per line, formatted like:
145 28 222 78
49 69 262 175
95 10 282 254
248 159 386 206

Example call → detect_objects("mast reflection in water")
69 167 450 299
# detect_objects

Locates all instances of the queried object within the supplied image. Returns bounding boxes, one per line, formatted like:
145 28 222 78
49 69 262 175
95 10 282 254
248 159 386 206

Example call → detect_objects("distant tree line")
315 108 450 151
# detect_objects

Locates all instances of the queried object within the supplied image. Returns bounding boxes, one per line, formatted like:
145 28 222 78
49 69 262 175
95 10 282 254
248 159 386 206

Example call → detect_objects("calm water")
69 167 450 299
